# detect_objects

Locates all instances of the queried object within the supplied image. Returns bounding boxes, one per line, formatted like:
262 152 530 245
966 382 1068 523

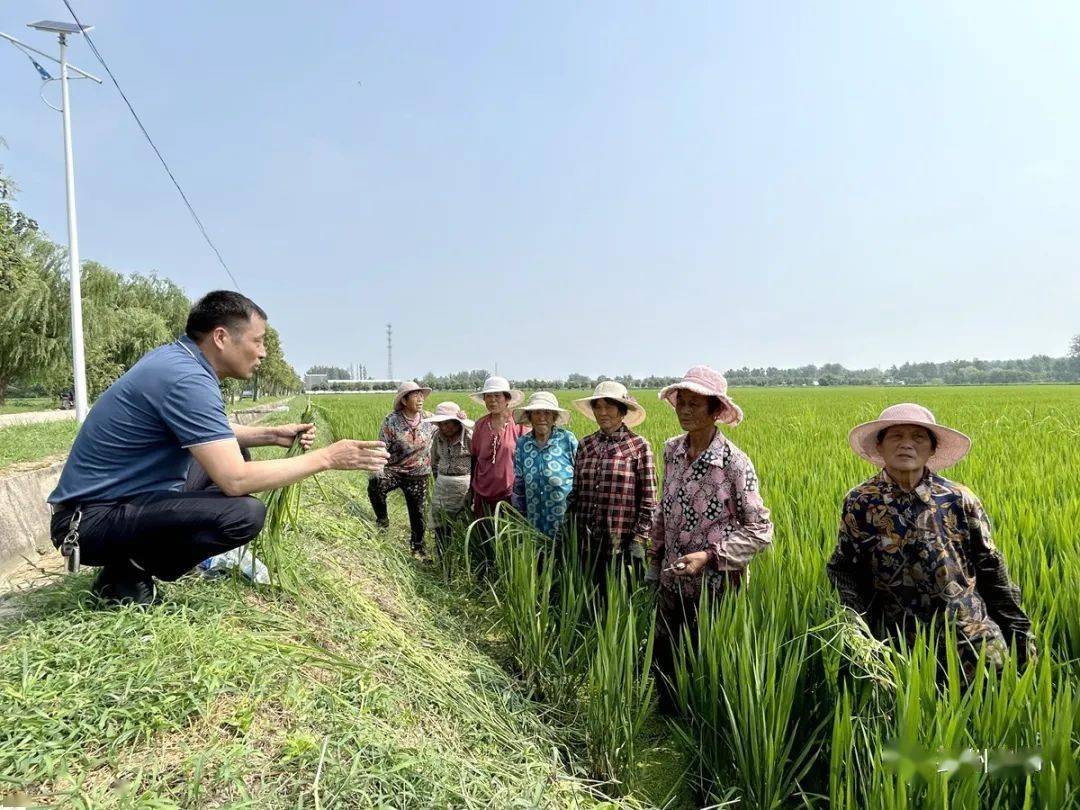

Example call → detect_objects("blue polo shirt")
49 336 236 504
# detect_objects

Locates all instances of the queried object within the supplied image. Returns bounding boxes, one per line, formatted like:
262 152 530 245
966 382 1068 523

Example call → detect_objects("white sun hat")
848 403 971 472
393 380 433 411
422 401 475 430
470 375 525 408
572 380 647 429
513 391 571 426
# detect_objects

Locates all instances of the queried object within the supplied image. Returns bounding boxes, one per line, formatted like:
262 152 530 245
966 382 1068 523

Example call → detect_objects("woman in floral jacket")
647 366 773 701
827 403 1034 676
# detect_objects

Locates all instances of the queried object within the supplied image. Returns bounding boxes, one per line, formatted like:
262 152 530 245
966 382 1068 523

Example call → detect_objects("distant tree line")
0 164 302 404
378 351 1080 392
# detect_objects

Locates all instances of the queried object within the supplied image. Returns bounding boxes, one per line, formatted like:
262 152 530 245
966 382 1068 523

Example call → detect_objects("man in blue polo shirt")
49 290 389 606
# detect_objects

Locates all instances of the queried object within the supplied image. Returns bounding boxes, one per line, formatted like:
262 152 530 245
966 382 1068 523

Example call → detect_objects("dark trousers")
49 452 266 581
470 495 510 576
367 471 428 551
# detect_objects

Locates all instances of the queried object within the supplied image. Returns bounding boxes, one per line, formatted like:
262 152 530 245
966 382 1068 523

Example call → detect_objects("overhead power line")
60 0 241 291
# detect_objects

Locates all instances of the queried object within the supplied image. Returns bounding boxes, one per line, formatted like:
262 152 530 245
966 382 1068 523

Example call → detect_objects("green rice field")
316 385 1080 807
2 385 1078 807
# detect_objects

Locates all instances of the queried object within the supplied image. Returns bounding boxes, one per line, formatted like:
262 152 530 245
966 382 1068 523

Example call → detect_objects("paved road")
0 410 77 429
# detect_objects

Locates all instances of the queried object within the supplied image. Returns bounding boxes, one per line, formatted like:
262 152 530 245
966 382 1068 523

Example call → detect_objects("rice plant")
583 567 656 795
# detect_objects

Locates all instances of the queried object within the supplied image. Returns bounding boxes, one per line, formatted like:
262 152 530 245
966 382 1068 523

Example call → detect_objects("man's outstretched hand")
322 440 390 473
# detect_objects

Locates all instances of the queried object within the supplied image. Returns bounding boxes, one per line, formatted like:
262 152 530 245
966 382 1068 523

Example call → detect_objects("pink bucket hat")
423 401 475 430
658 365 743 426
848 403 971 471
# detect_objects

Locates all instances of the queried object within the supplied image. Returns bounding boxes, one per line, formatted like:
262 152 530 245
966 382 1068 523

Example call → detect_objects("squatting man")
48 291 390 605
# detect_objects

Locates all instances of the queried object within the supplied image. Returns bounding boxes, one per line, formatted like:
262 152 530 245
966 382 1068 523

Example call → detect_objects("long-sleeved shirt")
379 410 436 477
826 469 1032 667
511 427 579 538
568 425 657 550
651 431 773 601
470 414 528 501
430 426 473 477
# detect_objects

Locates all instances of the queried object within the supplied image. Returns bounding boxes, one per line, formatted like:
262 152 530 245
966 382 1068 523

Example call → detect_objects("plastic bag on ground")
197 544 270 585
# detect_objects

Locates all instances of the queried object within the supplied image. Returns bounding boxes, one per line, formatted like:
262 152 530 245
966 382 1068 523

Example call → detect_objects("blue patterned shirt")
512 427 579 538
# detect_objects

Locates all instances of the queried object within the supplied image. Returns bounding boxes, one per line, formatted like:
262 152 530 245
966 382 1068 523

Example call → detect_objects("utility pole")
386 323 393 380
3 21 101 423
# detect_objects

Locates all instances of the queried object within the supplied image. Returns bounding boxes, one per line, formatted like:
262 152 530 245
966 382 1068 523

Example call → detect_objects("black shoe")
91 563 157 608
410 546 430 562
375 518 390 530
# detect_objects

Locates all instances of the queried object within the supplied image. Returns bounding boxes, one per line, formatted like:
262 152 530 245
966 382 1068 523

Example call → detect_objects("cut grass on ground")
0 402 632 808
0 420 79 472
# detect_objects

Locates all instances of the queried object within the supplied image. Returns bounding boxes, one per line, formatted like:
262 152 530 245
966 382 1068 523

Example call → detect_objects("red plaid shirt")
569 425 657 549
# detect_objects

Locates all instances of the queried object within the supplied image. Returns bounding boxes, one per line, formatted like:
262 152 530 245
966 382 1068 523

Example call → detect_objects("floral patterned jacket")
826 469 1034 666
651 431 773 602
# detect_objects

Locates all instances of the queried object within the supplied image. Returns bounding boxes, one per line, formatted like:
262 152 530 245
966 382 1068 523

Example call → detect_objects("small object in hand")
663 561 687 573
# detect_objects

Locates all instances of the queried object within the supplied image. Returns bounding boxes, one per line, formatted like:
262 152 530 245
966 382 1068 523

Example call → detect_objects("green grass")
0 396 56 414
5 385 1079 807
0 420 80 472
0 402 622 807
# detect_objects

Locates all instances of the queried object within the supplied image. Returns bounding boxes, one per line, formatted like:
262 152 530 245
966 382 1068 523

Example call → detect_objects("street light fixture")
22 19 96 423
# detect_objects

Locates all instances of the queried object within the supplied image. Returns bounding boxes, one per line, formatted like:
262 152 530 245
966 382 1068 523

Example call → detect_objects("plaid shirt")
568 425 657 549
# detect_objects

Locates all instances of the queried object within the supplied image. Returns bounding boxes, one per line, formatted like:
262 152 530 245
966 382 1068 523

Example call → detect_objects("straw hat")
470 375 525 408
572 381 647 429
513 391 571 426
423 401 475 430
393 380 432 411
848 403 971 472
658 365 743 426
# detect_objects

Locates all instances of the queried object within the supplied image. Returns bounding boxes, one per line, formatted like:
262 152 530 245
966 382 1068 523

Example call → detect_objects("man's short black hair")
185 291 267 341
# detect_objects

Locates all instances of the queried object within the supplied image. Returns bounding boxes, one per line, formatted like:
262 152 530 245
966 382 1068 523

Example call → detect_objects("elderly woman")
648 366 773 700
568 381 657 581
424 401 474 559
368 380 435 558
469 375 527 570
511 392 578 538
827 403 1034 674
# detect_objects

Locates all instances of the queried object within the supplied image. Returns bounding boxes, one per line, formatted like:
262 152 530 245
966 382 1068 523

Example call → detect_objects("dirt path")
0 410 76 429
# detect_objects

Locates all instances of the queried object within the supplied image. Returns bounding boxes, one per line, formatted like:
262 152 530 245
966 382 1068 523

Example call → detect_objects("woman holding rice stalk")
424 401 474 559
827 403 1035 676
567 381 657 585
647 366 773 705
368 380 436 558
511 392 578 539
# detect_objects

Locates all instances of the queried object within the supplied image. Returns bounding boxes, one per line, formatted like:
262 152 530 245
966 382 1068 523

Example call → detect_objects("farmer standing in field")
511 391 578 539
47 291 390 607
424 402 474 560
827 403 1035 674
469 375 527 572
647 366 774 705
567 381 657 586
368 381 436 559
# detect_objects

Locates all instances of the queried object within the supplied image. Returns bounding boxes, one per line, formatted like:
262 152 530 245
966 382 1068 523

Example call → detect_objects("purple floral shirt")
651 431 773 600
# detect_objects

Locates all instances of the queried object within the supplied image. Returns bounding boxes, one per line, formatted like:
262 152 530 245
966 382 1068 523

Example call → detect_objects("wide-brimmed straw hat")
422 401 475 430
514 391 571 426
393 380 432 411
658 365 743 426
848 403 971 471
572 381 647 429
470 375 525 408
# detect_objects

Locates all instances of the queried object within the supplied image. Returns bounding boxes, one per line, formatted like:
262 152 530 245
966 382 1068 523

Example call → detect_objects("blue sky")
3 2 1078 380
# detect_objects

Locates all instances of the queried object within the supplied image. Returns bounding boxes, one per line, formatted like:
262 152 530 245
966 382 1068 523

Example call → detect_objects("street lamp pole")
56 30 89 423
